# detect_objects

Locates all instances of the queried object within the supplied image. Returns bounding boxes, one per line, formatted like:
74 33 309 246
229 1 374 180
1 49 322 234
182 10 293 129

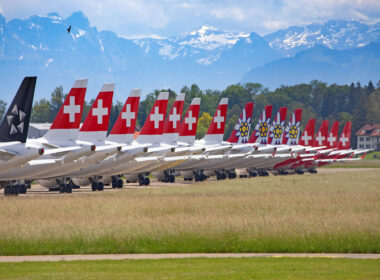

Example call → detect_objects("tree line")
0 80 379 148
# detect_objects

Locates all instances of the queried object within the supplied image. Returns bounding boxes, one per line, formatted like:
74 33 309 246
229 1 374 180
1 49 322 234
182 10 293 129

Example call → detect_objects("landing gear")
194 171 207 182
227 170 237 179
3 183 27 196
258 170 269 176
111 176 124 188
295 169 304 175
248 170 258 178
91 182 104 191
308 168 317 174
138 175 150 186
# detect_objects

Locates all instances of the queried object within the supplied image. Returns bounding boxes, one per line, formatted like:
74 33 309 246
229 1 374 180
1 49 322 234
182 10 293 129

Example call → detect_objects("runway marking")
0 253 379 262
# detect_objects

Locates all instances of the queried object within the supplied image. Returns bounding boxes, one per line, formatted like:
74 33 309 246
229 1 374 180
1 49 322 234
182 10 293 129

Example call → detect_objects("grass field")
0 169 379 255
1 258 379 280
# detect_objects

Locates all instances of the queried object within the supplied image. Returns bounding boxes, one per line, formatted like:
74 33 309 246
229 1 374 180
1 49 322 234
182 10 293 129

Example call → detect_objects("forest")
0 80 379 148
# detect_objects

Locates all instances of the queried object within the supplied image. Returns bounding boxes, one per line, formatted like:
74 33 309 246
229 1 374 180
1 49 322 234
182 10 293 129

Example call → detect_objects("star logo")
7 104 26 135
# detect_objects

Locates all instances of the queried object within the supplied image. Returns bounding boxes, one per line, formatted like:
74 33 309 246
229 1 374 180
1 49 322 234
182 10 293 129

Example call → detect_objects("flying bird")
67 25 71 33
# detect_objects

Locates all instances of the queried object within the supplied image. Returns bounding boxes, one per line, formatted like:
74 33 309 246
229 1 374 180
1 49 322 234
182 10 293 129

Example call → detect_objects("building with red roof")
355 123 380 150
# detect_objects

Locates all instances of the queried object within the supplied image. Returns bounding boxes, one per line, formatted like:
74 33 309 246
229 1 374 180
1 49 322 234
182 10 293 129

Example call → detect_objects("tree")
31 99 51 123
49 86 64 122
196 112 212 139
0 99 7 121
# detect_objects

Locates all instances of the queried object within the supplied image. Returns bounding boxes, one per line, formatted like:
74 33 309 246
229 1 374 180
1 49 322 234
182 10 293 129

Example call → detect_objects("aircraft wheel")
4 186 10 196
144 177 150 186
139 177 145 186
19 184 27 194
59 184 65 193
91 182 97 192
117 179 123 188
98 182 104 191
169 175 175 183
65 184 72 193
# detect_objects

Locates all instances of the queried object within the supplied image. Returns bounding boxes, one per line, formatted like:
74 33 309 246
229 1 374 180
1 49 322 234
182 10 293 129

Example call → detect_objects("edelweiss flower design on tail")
234 108 251 143
269 112 285 145
285 112 301 145
254 109 270 144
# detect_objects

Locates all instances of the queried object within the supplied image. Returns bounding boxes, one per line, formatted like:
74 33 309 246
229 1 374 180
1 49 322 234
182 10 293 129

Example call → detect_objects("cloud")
0 0 379 36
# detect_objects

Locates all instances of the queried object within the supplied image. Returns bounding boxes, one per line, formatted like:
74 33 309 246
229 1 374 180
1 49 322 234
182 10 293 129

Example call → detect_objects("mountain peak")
190 24 219 36
66 11 90 29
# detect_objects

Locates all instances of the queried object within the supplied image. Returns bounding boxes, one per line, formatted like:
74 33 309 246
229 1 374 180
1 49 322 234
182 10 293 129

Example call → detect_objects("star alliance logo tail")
0 77 36 143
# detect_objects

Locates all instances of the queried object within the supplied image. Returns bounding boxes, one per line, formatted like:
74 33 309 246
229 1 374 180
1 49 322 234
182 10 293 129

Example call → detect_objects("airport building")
28 123 51 138
355 123 380 151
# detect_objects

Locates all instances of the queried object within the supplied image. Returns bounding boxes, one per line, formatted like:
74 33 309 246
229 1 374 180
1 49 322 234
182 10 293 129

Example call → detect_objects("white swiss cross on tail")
122 104 135 127
169 107 181 129
302 131 312 145
327 132 336 146
92 99 108 124
150 107 163 129
64 96 80 123
316 132 325 146
185 111 196 130
214 110 224 129
340 133 348 146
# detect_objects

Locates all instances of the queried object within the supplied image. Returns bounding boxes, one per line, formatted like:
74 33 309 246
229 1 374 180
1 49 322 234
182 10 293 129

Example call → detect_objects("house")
355 123 380 150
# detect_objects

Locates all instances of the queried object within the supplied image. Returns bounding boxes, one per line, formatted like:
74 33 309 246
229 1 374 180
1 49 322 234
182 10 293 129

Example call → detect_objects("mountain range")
0 11 379 102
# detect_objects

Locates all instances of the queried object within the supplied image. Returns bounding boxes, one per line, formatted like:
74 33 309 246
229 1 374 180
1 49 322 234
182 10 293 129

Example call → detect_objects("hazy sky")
0 0 379 37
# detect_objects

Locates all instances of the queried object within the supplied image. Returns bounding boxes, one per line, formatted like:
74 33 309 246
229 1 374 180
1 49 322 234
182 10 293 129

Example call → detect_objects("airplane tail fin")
44 79 87 141
0 77 36 143
178 98 201 145
162 93 186 143
78 83 114 142
338 122 351 150
227 102 254 143
326 121 339 149
299 119 315 146
108 89 141 144
283 108 302 145
268 107 287 145
248 105 272 144
314 120 329 147
201 98 228 145
137 92 169 144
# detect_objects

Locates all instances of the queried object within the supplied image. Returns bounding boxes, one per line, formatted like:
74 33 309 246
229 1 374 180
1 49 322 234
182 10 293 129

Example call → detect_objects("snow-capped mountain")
264 20 380 56
0 11 379 102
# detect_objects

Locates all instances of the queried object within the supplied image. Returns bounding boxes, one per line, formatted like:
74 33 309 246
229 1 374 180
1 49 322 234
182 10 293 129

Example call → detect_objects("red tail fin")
202 98 228 144
327 121 339 149
44 79 87 140
314 120 328 147
248 105 272 144
299 119 315 146
338 122 351 150
227 102 254 143
283 108 302 145
137 92 169 144
108 89 141 143
163 93 185 136
179 98 201 144
268 107 287 145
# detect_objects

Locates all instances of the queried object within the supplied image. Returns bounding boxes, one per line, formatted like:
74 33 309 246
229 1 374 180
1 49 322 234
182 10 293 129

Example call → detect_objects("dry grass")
0 169 379 255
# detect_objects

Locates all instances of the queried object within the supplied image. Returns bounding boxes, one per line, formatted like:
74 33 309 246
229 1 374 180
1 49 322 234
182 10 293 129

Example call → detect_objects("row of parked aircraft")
0 77 367 196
